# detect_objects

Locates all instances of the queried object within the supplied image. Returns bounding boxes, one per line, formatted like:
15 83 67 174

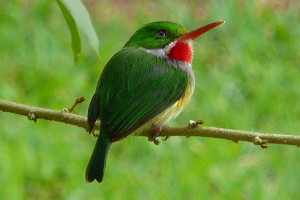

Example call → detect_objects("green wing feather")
88 47 188 141
87 92 100 131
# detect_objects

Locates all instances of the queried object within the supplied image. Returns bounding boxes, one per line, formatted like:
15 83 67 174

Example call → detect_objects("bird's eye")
156 30 167 37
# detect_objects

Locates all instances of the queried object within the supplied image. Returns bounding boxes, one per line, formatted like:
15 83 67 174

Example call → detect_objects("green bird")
86 21 224 183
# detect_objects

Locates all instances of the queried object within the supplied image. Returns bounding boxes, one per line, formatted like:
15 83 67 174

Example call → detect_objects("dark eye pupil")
157 30 166 37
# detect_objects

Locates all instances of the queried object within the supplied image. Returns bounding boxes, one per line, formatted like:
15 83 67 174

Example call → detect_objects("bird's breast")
167 76 195 119
133 75 195 135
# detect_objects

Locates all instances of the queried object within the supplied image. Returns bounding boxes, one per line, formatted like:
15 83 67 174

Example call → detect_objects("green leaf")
56 0 100 63
56 0 81 63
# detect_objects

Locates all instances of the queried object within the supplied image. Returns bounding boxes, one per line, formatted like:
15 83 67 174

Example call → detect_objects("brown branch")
1 99 300 148
0 99 99 131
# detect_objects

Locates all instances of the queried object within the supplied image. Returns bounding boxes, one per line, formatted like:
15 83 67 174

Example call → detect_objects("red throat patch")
167 41 193 63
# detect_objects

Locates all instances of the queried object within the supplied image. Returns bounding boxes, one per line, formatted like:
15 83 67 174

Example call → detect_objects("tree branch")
0 99 97 131
1 99 299 148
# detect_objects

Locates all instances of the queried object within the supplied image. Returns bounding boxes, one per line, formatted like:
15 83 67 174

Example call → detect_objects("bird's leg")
148 125 168 145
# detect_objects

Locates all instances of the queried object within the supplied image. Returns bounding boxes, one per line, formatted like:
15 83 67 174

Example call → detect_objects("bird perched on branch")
86 21 224 183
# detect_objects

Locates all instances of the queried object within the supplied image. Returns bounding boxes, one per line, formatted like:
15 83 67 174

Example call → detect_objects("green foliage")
56 0 99 63
56 0 81 63
0 0 299 199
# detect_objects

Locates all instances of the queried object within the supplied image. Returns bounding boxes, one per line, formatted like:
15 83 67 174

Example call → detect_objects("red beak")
180 21 225 41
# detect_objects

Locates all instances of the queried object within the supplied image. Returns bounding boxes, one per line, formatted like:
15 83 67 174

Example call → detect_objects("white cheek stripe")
141 41 177 59
141 40 193 64
143 48 166 58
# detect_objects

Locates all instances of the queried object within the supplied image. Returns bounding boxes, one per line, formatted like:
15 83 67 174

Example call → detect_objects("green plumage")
125 21 187 48
86 47 189 182
85 129 111 182
85 21 195 183
86 20 224 183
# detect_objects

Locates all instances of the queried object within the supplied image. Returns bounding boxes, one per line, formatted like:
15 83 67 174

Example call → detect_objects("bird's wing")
95 47 189 141
87 92 101 131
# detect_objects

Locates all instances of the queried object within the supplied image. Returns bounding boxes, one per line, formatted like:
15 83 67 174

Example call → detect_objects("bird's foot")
163 136 171 141
148 125 168 145
88 125 99 137
91 131 99 137
188 119 205 128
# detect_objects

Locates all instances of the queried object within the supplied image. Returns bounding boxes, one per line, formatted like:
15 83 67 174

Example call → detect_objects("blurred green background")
1 0 300 199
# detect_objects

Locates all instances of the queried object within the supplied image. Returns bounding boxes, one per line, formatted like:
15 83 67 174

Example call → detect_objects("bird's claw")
148 125 168 145
88 125 99 137
163 136 171 141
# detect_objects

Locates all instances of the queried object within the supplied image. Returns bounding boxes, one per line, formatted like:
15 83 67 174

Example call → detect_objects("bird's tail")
85 131 112 183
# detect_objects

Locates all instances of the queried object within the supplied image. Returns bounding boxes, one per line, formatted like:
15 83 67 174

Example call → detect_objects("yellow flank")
133 78 195 135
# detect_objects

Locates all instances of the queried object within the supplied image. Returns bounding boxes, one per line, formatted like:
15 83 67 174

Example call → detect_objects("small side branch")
1 99 300 147
68 96 85 113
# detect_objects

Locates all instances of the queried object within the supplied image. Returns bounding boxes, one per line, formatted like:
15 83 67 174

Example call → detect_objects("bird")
86 21 224 183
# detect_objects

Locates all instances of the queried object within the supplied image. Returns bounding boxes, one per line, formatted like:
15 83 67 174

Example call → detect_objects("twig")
68 96 85 113
1 99 300 147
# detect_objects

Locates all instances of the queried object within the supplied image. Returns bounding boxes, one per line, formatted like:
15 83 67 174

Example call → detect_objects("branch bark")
1 99 300 148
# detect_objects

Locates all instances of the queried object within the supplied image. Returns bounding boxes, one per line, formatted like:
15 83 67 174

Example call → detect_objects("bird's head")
125 21 224 64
